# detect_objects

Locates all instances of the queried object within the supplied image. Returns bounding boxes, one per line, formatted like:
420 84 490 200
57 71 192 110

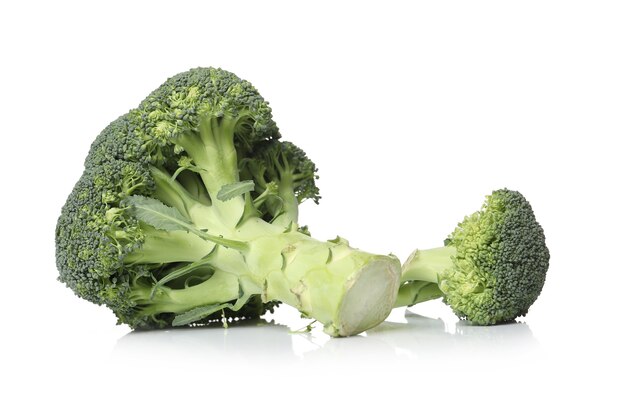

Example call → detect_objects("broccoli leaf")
124 195 191 231
217 180 255 202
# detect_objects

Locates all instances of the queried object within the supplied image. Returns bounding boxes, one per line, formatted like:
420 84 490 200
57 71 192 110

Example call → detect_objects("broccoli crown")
130 67 279 160
440 189 550 324
88 68 279 167
56 68 291 327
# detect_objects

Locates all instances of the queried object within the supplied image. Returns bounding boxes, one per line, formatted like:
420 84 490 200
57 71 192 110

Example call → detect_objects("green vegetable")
395 189 549 324
56 67 401 336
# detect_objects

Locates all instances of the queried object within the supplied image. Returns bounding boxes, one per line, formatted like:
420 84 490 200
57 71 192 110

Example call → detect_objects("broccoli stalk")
394 247 452 306
394 189 550 325
120 192 399 336
130 214 398 335
56 68 400 336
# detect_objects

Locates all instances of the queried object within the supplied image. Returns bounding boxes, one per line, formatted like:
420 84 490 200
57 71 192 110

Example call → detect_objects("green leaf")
217 180 255 202
123 195 190 231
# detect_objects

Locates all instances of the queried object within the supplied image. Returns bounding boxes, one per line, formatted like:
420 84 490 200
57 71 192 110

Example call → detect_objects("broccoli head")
395 189 549 324
56 67 400 336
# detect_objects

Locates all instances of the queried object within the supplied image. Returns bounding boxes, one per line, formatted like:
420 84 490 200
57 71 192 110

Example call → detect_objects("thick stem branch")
394 282 443 307
272 180 299 227
141 270 241 315
124 229 214 264
239 219 401 336
401 246 457 284
174 116 245 227
394 246 456 307
150 166 208 221
132 217 401 336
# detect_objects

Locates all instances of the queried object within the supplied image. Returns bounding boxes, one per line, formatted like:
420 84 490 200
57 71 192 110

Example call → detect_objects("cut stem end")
331 257 401 337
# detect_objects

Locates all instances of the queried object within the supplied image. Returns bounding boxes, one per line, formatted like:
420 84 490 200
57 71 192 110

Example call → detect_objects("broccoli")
394 189 549 325
56 68 401 337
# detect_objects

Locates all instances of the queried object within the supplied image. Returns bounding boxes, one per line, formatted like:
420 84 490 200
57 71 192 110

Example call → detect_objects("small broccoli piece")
395 189 549 325
239 139 320 225
56 67 400 336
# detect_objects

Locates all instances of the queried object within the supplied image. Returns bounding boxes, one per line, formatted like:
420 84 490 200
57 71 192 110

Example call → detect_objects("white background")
1 1 624 415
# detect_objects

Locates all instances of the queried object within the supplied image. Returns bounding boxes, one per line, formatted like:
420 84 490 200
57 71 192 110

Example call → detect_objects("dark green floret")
395 189 550 325
55 67 400 336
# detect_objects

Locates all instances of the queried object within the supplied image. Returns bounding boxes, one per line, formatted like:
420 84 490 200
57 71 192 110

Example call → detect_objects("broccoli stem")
140 271 241 316
252 186 275 209
394 246 456 307
124 229 214 264
131 217 401 336
228 219 401 336
273 180 299 227
395 281 443 307
175 116 244 227
176 171 212 205
150 166 206 220
269 151 300 227
195 116 239 197
402 246 457 283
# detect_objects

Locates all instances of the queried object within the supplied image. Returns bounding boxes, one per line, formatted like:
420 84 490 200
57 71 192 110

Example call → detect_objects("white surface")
1 1 624 415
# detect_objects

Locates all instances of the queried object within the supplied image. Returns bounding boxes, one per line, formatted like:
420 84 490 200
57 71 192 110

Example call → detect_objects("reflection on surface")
301 312 538 364
114 311 538 364
364 312 538 358
114 319 297 363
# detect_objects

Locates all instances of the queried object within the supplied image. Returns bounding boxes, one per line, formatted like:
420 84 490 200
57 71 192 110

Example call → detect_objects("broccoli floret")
395 189 549 325
239 139 320 225
56 67 400 336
